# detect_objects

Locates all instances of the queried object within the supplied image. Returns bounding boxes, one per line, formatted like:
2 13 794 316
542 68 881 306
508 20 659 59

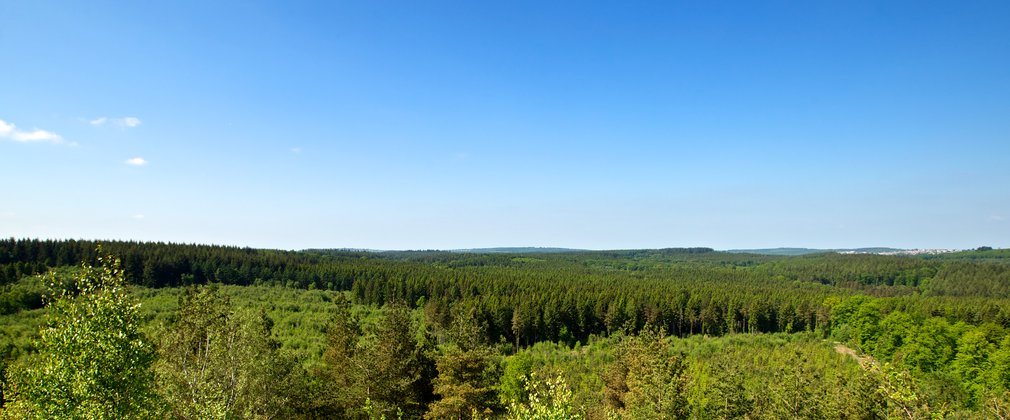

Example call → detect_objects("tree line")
5 239 1010 346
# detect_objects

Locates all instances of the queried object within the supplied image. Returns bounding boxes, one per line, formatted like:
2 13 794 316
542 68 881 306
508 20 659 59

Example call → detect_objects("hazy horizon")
0 236 982 254
4 1 1009 250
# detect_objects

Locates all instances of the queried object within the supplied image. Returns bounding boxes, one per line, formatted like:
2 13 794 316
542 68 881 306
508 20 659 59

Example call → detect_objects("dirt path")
834 343 875 366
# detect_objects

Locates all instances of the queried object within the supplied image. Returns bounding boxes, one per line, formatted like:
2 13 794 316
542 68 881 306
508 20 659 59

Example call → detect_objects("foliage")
154 284 300 419
498 352 534 408
361 302 436 419
2 253 160 419
864 361 935 419
603 325 687 419
320 293 366 417
426 309 502 419
320 300 436 419
506 372 580 420
4 240 1010 417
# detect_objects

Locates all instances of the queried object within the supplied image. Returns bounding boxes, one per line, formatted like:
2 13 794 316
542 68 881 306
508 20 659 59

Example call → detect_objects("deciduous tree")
3 253 160 419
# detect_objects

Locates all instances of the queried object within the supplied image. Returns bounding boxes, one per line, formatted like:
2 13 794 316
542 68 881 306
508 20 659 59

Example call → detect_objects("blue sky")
2 1 1009 250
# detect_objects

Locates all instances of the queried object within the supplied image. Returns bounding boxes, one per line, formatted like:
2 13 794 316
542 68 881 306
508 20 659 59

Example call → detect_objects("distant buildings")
839 249 959 256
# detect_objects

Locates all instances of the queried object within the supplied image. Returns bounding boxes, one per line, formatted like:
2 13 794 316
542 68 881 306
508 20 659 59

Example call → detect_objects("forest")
2 238 1010 419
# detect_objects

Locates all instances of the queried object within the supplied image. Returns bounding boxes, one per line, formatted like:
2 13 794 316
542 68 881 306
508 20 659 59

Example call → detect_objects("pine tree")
362 302 435 419
321 294 366 417
603 326 687 419
426 309 501 419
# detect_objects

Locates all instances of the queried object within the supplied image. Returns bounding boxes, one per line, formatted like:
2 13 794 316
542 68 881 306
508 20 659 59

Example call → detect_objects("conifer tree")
426 308 501 419
603 325 687 419
362 302 435 419
321 294 366 417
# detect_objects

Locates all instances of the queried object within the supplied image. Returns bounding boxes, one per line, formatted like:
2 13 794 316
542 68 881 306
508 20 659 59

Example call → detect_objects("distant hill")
726 247 905 256
451 247 585 254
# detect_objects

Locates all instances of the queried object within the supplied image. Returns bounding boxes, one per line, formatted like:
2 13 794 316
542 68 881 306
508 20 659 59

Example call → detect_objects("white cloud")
120 117 141 128
291 147 302 153
0 119 64 144
13 129 64 143
125 157 148 166
0 120 13 136
90 116 142 129
991 215 1005 222
132 214 145 220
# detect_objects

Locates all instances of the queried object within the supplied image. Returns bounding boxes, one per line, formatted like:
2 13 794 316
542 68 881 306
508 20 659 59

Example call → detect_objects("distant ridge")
303 248 386 253
307 246 923 256
725 247 905 256
451 247 585 254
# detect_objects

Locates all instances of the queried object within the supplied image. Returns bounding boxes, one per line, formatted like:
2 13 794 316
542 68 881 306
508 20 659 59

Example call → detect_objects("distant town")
846 248 960 256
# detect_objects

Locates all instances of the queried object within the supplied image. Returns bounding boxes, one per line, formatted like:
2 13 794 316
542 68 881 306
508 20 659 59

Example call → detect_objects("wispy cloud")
125 157 148 166
13 130 63 143
990 215 1005 222
291 147 302 154
132 214 145 220
90 116 142 129
0 119 64 144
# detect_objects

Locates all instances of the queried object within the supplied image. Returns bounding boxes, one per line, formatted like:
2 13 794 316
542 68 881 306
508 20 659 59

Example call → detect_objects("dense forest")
2 238 1010 418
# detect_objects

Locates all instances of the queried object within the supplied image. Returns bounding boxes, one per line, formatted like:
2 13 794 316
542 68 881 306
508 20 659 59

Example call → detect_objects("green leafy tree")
506 371 580 420
900 317 956 373
499 352 534 408
851 300 883 350
2 253 160 419
830 295 870 338
155 285 296 419
952 328 996 406
875 311 914 361
866 361 934 420
987 335 1010 393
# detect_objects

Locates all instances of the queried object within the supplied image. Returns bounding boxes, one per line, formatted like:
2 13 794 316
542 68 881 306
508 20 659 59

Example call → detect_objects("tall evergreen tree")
361 302 436 419
321 294 366 417
426 309 501 419
603 325 687 419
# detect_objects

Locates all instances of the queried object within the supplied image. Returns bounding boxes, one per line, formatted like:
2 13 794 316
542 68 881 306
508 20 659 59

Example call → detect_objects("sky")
2 1 1009 251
